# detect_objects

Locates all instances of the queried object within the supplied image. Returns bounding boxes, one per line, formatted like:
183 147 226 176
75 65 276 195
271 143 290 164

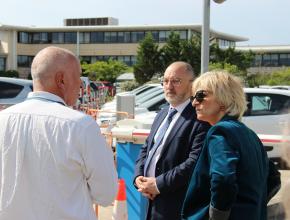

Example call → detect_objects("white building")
0 17 247 78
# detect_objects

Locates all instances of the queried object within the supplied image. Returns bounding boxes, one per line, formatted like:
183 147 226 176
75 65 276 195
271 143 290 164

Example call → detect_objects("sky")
0 0 289 46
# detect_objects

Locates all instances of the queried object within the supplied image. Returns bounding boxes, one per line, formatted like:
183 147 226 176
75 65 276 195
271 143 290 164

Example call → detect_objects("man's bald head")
31 46 78 83
165 61 195 79
31 46 81 106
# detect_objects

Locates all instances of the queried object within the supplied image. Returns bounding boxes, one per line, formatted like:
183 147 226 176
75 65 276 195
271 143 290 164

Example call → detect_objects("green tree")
134 32 161 84
267 68 290 85
0 70 19 78
81 59 128 82
244 68 290 87
27 73 32 80
246 73 269 87
134 31 254 83
160 32 202 75
209 62 240 75
160 32 183 72
180 34 202 75
210 44 254 78
120 80 139 92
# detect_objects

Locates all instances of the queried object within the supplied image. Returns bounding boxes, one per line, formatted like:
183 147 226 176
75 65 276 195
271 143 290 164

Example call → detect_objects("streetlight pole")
201 0 210 74
201 0 226 74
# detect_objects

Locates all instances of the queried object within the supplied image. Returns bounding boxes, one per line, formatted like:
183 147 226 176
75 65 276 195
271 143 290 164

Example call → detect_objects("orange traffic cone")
112 179 128 220
93 204 98 217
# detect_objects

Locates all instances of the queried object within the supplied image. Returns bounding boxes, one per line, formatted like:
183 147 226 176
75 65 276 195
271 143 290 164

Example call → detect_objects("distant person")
134 61 210 220
0 46 118 220
182 71 280 220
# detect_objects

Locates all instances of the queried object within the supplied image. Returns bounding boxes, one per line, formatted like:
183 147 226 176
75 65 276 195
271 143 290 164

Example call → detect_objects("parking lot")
97 170 290 220
1 79 290 219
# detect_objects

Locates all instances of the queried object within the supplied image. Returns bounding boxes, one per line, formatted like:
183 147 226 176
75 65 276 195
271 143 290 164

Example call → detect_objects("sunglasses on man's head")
190 90 207 103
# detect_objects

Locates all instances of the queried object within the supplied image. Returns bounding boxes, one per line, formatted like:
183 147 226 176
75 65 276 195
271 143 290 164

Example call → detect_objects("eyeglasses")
161 79 193 87
190 90 207 103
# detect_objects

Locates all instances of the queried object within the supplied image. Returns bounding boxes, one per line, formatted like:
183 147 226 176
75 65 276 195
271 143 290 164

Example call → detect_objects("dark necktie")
144 108 178 176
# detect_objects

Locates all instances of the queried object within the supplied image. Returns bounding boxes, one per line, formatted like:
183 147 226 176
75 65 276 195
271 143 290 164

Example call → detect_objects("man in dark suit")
134 61 210 220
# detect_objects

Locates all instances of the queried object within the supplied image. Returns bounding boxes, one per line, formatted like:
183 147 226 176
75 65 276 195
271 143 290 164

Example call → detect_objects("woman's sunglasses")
190 90 207 103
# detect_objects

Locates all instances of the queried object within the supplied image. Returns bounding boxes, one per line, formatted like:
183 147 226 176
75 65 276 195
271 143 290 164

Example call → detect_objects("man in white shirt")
0 46 118 220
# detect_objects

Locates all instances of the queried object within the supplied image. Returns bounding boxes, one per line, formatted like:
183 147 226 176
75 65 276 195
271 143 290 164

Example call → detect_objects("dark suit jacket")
181 115 279 220
134 102 210 220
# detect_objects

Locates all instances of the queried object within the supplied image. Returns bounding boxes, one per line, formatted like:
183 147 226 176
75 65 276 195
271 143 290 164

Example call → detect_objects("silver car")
0 77 33 109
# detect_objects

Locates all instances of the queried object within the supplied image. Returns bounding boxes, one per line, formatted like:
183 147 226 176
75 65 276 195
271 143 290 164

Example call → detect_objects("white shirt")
0 91 118 220
146 99 190 177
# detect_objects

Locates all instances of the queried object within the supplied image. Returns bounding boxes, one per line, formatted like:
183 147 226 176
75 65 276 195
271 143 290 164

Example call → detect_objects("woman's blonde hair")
192 71 247 120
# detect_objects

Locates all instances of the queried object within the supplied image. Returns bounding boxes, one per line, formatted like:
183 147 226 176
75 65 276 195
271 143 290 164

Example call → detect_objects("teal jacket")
182 115 270 220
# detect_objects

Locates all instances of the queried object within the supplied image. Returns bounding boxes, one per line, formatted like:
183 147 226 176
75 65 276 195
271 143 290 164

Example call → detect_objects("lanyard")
26 97 65 106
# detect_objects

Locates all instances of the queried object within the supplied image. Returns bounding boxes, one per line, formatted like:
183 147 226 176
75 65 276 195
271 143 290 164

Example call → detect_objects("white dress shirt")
146 99 190 177
0 91 118 220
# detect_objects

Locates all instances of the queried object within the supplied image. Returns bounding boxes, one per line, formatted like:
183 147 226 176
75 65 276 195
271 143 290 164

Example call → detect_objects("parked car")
242 88 290 165
259 85 290 90
0 77 33 110
97 84 163 124
101 83 161 110
99 87 290 164
137 88 290 163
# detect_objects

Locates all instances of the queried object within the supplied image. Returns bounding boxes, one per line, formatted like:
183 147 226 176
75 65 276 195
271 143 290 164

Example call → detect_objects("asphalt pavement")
98 170 290 220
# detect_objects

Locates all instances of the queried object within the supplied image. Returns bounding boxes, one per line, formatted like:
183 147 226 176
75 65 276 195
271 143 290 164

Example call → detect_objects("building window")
279 54 290 66
96 56 105 61
103 32 118 43
166 31 173 39
118 32 125 43
145 31 159 42
179 30 187 40
17 55 34 67
263 54 279 67
0 57 6 71
80 32 90 44
253 54 262 67
91 32 104 43
64 32 77 43
123 32 131 43
40 32 49 43
52 32 64 43
159 31 167 42
18 32 29 43
131 31 145 43
32 32 49 43
32 33 40 43
80 56 92 64
218 39 235 47
123 56 131 66
104 32 111 43
91 56 98 63
117 56 131 66
131 56 137 65
78 55 136 66
229 41 235 47
219 39 229 47
111 32 117 43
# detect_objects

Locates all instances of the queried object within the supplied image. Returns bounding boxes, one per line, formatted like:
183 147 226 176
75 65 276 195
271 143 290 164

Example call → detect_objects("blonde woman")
181 71 280 220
